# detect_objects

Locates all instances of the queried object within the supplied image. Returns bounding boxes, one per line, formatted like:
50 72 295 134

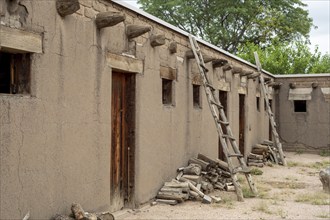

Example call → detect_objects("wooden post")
126 25 151 39
95 11 126 29
169 41 177 54
150 34 166 47
212 59 228 68
56 0 80 17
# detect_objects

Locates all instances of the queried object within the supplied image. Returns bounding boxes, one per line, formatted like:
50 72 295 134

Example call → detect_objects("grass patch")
320 149 330 157
250 168 263 175
287 161 301 167
266 181 306 189
252 202 273 214
242 186 256 198
295 192 330 205
306 160 330 170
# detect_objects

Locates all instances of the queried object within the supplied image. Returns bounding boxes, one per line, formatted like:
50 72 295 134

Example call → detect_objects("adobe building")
0 1 329 219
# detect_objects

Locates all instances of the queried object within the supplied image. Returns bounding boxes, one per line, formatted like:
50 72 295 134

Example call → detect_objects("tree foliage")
138 0 313 53
238 42 330 74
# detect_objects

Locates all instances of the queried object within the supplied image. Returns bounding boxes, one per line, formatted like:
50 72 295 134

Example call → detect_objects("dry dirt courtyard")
113 152 330 220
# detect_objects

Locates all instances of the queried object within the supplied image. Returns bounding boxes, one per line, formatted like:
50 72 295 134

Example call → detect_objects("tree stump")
320 167 330 193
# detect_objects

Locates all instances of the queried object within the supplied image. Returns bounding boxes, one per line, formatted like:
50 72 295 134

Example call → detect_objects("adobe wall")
275 75 330 153
0 0 273 218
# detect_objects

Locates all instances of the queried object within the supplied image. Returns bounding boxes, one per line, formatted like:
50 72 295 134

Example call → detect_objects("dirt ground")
113 152 330 220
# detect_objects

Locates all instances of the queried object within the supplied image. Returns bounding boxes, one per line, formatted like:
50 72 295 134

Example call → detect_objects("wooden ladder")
254 52 287 166
188 35 258 201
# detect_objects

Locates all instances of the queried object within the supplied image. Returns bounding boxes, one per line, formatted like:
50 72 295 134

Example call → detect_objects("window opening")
0 52 31 94
256 97 260 111
193 84 201 108
162 79 172 105
294 100 306 112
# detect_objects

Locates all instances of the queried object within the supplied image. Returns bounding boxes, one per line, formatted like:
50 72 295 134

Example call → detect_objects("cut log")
182 163 202 175
156 192 188 202
214 183 225 190
247 72 260 79
248 153 264 160
164 180 189 188
188 182 212 204
225 184 235 192
188 158 210 171
71 203 86 220
156 199 178 205
248 159 264 163
231 66 242 74
239 70 254 77
169 41 177 54
248 162 264 167
189 191 200 199
215 159 230 171
182 175 201 184
160 187 183 194
197 154 217 167
175 171 184 180
179 177 197 186
56 0 80 17
126 25 151 39
150 34 166 47
212 59 228 68
95 11 126 29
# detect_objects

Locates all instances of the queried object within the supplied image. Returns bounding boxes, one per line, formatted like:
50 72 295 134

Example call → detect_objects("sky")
121 0 329 55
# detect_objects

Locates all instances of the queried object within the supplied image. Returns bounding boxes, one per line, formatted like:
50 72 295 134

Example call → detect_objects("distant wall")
275 75 330 153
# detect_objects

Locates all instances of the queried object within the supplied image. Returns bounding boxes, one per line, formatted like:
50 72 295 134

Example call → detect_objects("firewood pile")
247 140 279 167
155 154 234 205
53 203 114 220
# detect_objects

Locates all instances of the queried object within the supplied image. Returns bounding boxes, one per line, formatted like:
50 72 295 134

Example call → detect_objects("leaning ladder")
254 52 287 166
188 35 258 201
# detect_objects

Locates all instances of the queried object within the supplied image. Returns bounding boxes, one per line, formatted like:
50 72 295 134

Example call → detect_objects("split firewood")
248 162 264 167
182 175 201 184
189 191 200 199
175 171 184 180
188 182 212 204
197 154 218 168
215 159 229 171
252 144 268 155
248 153 264 160
248 159 264 163
71 203 86 220
182 163 202 175
160 187 183 194
156 192 189 202
214 183 225 190
164 180 189 188
155 199 178 205
225 183 235 192
178 177 197 186
189 158 210 171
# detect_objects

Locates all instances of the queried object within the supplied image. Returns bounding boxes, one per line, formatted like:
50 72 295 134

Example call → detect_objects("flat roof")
275 74 330 78
112 1 275 77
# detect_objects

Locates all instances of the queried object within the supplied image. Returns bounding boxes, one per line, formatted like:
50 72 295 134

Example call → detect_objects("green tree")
138 0 313 53
238 42 330 74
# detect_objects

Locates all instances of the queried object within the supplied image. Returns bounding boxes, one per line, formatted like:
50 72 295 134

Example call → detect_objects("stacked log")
156 154 234 205
247 140 279 167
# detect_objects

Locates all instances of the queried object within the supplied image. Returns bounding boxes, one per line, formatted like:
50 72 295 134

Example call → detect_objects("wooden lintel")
239 70 254 77
160 66 177 80
150 34 166 47
95 11 125 29
203 55 215 63
222 64 232 71
56 0 80 17
212 59 228 68
126 25 151 39
107 52 143 74
0 25 43 53
231 66 242 74
247 72 261 79
267 82 282 87
169 41 177 54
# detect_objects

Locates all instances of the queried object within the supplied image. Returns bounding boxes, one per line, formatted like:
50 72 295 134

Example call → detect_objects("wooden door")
239 94 245 156
218 90 227 161
111 72 135 209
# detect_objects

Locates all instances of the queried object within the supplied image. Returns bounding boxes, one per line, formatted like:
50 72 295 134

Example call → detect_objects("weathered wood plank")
106 52 143 74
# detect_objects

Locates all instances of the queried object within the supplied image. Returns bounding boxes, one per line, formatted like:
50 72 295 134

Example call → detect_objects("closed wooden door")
111 72 135 209
218 90 227 161
239 94 245 156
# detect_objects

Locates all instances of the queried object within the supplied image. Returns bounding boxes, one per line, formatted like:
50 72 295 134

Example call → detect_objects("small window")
162 79 172 105
193 84 201 108
294 100 307 112
256 97 260 111
0 52 31 94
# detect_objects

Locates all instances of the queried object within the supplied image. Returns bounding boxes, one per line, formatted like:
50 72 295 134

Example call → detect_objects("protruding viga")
95 11 126 29
150 34 166 47
56 0 80 17
126 24 151 39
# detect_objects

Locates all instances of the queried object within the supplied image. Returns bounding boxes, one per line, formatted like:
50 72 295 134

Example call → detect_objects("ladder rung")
210 100 223 109
222 134 235 140
233 167 251 174
200 64 209 72
206 83 215 90
228 153 243 158
217 120 229 125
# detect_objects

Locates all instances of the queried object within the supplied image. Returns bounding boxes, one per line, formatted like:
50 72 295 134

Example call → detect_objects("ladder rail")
253 52 287 166
189 35 258 200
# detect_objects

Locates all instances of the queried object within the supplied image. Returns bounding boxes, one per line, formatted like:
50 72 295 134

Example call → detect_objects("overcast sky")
122 0 329 55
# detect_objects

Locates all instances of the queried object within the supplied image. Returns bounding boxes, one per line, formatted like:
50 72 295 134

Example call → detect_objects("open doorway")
239 94 245 156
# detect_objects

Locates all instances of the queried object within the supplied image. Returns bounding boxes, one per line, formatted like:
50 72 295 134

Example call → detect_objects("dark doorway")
111 72 135 209
218 90 228 161
239 94 245 156
269 100 273 141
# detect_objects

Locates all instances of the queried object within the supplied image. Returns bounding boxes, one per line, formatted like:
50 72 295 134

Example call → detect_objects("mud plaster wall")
275 76 330 153
0 0 274 218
